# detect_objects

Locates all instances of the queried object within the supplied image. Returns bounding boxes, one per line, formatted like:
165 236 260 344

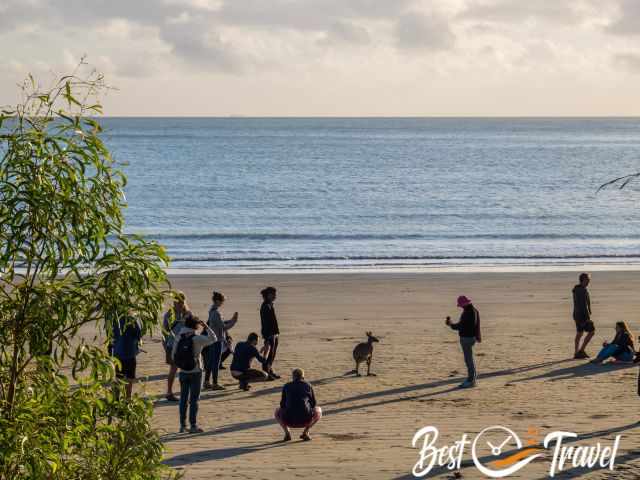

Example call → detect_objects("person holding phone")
445 295 481 389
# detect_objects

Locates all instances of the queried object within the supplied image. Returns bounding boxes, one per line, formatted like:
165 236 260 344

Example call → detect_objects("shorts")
575 320 595 333
275 407 322 428
116 357 137 380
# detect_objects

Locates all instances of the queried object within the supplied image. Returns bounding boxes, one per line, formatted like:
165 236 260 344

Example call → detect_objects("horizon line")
98 115 640 119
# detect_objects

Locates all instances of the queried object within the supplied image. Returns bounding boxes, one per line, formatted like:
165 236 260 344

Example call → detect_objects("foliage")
0 64 177 479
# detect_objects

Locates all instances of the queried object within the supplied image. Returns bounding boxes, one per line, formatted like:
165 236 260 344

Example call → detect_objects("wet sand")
134 271 640 479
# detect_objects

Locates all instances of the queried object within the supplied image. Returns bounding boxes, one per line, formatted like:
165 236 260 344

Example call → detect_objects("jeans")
203 341 223 385
596 344 634 362
460 337 477 383
265 335 279 371
179 371 202 427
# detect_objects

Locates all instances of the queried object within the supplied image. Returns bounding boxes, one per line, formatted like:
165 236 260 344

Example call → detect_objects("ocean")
101 117 640 272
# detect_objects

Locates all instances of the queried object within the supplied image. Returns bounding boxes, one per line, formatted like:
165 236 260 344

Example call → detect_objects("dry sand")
133 272 640 479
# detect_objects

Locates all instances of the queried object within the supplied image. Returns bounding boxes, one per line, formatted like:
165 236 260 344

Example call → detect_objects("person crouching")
230 332 269 391
275 368 322 442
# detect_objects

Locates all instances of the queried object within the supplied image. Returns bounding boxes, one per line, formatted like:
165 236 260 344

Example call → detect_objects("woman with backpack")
445 295 482 389
172 313 218 433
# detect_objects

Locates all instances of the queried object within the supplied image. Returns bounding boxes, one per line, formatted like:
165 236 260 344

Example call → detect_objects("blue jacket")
112 317 142 360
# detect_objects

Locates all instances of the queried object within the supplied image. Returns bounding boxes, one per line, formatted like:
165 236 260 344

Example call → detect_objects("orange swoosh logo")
490 448 543 468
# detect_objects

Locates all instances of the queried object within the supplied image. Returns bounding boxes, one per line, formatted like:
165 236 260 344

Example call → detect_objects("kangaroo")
351 331 380 377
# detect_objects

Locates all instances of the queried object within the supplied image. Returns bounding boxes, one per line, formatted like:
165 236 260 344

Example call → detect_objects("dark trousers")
460 337 477 382
233 369 268 384
203 341 223 384
220 348 232 365
179 371 202 427
265 335 279 371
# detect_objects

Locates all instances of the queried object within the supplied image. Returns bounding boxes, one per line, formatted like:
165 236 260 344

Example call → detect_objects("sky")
1 0 640 116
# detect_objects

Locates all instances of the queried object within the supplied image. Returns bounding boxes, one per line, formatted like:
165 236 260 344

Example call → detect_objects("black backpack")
174 333 196 371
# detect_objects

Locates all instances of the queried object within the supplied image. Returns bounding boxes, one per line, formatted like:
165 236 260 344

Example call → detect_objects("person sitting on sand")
275 368 322 442
162 291 190 402
573 273 595 359
203 291 238 391
591 321 635 364
445 295 481 389
172 313 218 433
230 332 269 391
260 287 281 380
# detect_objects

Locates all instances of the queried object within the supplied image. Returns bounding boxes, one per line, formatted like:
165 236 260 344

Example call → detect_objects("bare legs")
575 331 594 357
275 407 322 442
167 364 178 399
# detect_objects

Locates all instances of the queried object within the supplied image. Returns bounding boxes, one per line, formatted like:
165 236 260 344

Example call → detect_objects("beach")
134 271 640 479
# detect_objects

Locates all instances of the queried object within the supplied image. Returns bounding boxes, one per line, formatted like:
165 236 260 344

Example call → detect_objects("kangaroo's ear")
366 331 371 336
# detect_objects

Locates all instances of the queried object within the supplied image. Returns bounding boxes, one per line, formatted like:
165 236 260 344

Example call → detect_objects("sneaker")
211 384 226 391
202 382 213 390
300 432 312 441
239 381 250 391
179 425 186 433
165 394 179 402
575 350 589 359
459 380 477 389
270 372 281 379
189 425 204 434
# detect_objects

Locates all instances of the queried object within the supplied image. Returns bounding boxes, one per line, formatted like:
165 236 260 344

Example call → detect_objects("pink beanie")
457 295 472 308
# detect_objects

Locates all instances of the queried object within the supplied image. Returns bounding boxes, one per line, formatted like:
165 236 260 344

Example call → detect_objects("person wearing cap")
445 295 481 388
274 368 322 442
162 291 190 402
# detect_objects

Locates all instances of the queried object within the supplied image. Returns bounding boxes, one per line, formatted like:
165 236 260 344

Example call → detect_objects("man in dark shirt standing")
260 286 280 380
275 368 322 442
573 273 594 359
230 332 269 391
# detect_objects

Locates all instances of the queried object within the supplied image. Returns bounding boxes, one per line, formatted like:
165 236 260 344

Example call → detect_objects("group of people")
155 286 321 438
442 272 639 391
108 271 637 439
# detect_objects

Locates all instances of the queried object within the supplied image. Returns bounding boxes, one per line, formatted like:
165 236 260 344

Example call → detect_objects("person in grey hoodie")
203 291 238 390
172 313 217 433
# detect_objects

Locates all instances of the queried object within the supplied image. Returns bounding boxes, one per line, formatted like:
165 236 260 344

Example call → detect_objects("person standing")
112 315 142 400
172 313 217 433
275 368 322 442
162 291 190 402
260 287 280 380
445 295 481 389
203 291 238 390
573 273 594 359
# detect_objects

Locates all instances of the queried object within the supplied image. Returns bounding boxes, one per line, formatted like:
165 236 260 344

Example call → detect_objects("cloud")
606 0 640 35
319 21 371 46
159 17 243 72
394 11 455 51
613 52 640 73
458 0 587 25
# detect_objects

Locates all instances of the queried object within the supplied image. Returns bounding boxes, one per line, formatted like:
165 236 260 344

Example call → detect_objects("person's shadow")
511 361 636 384
164 440 289 466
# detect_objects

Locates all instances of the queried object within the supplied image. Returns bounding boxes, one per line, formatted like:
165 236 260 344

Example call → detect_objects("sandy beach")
133 271 640 479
